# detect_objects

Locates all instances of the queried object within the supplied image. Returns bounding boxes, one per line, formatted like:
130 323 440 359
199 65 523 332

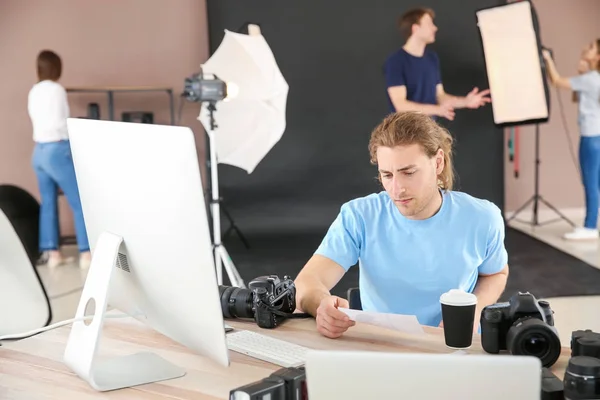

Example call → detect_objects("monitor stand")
63 231 185 392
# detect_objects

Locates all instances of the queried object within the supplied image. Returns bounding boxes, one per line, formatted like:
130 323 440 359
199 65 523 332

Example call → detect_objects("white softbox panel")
476 1 550 127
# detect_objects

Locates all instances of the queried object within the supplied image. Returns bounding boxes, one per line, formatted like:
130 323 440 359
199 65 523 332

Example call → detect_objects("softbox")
476 1 550 127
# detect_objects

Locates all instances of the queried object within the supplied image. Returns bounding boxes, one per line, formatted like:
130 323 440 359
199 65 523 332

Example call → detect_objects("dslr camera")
562 330 600 400
219 275 300 329
481 292 562 368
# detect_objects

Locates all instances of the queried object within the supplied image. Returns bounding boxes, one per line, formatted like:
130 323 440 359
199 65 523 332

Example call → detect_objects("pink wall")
505 0 600 213
0 0 209 236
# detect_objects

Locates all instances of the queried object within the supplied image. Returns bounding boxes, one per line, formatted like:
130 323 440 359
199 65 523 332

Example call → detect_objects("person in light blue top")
294 111 509 338
543 40 600 240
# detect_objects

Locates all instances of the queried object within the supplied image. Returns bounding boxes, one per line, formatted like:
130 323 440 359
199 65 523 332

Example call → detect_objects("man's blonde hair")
368 112 455 191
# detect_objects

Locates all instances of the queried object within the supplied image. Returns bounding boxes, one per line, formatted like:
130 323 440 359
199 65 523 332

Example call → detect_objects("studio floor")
507 207 600 270
41 212 600 348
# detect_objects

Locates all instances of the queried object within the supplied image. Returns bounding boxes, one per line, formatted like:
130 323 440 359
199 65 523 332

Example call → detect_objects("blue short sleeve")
384 55 406 88
433 52 442 85
314 204 363 271
570 72 594 92
478 204 508 275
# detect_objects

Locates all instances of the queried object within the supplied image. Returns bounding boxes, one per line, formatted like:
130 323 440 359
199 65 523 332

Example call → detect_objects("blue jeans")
579 136 600 229
32 140 90 252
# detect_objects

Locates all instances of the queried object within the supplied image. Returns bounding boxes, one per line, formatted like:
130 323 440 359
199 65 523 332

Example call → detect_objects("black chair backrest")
0 184 52 328
0 184 41 266
347 287 362 310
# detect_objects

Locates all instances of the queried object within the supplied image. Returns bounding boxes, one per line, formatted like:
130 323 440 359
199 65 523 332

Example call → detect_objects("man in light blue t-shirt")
294 111 509 339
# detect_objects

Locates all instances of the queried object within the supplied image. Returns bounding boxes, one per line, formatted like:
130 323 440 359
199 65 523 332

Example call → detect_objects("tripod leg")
221 204 251 249
506 196 535 223
216 245 246 288
538 196 577 227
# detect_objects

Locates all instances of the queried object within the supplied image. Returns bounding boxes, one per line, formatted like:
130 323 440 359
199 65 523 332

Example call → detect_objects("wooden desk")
66 86 175 125
0 315 571 399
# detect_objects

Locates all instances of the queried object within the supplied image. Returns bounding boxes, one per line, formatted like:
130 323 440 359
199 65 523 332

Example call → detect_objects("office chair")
0 185 52 337
347 287 362 310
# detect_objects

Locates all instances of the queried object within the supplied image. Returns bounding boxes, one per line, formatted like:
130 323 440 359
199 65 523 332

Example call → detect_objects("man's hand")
464 87 491 109
436 103 455 121
316 295 355 339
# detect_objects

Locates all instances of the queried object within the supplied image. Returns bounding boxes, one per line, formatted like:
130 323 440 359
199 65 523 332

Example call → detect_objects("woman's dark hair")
36 50 62 81
596 38 600 73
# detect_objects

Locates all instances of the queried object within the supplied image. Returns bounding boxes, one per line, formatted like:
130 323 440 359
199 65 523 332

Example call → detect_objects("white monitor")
62 118 230 392
306 350 541 399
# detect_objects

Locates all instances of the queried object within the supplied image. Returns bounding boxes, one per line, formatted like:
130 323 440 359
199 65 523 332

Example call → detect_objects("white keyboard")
226 329 309 368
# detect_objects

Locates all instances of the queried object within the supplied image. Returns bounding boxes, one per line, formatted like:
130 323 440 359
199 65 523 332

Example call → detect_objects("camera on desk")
560 329 600 400
229 366 307 400
480 292 562 368
219 275 300 329
542 329 600 400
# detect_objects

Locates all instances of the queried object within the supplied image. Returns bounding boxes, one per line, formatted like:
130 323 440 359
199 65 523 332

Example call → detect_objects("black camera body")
219 275 298 329
572 329 600 359
481 292 561 367
229 367 307 400
541 367 564 400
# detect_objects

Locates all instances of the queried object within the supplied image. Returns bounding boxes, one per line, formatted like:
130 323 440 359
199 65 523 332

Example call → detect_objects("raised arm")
436 84 491 111
542 50 573 89
388 85 454 120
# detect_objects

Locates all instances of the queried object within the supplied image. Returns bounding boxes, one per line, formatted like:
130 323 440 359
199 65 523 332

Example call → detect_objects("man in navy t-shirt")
384 7 491 120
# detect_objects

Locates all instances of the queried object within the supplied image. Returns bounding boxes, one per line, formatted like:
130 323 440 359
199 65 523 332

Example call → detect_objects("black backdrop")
205 0 504 241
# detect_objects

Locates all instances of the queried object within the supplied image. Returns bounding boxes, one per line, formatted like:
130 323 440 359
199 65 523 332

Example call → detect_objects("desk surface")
66 86 173 92
0 314 571 399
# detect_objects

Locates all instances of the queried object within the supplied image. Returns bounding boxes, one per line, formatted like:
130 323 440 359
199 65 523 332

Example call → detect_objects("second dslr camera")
480 292 562 368
219 275 298 329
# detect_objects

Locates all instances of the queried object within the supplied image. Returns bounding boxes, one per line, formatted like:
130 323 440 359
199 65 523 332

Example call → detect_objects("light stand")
204 154 250 250
205 102 246 288
506 123 575 227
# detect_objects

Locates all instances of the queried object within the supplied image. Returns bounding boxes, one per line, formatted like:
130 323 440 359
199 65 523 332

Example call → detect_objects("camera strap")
256 299 312 319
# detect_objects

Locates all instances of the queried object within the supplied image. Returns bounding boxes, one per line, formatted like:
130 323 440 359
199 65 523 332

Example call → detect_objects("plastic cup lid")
440 289 477 306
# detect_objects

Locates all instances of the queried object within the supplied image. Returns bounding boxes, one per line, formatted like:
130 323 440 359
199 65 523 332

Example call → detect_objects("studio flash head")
229 366 307 400
182 69 238 103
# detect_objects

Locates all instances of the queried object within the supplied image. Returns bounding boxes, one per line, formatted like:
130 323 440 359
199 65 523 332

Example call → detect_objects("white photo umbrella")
198 29 289 174
196 27 288 288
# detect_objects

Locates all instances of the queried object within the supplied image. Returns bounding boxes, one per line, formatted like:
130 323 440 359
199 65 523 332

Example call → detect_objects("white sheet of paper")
339 308 425 336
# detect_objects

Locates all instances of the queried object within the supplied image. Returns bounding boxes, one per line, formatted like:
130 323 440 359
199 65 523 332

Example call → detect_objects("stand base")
64 232 187 392
89 352 185 392
506 194 576 228
222 204 250 249
216 245 246 288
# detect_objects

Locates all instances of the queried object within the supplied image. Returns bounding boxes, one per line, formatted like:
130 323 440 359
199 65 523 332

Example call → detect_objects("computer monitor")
306 350 541 399
62 118 230 392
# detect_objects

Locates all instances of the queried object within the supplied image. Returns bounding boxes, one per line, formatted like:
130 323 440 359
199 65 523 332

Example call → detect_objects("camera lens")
523 334 548 357
564 356 600 400
507 318 562 368
219 285 254 319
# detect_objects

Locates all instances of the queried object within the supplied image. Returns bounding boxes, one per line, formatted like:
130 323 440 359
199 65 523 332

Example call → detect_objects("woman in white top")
28 50 91 268
543 40 600 240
